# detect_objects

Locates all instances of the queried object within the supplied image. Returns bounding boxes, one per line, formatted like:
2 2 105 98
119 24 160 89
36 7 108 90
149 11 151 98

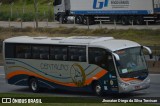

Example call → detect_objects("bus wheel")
93 82 103 96
29 78 40 93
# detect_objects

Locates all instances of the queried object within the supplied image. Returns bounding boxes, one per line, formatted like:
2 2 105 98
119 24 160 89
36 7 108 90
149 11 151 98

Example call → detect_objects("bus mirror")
143 46 153 59
112 53 120 61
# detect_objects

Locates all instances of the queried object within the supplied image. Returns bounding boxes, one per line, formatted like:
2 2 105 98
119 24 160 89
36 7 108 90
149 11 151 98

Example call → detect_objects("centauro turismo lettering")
40 63 69 71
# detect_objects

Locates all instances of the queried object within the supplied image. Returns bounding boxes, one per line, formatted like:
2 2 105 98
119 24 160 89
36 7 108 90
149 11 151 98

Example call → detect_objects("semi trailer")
53 0 160 25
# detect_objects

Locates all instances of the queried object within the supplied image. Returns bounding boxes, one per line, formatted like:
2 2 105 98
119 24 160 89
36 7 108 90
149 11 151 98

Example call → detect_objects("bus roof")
4 36 141 51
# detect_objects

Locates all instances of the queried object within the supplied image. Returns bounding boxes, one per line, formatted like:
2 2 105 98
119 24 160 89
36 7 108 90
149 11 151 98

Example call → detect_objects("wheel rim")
95 85 101 95
122 18 125 25
31 80 37 91
83 18 87 24
129 19 134 25
136 19 140 25
76 18 80 24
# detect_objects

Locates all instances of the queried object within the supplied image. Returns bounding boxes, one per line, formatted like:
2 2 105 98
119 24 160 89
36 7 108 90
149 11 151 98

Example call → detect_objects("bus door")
88 48 118 92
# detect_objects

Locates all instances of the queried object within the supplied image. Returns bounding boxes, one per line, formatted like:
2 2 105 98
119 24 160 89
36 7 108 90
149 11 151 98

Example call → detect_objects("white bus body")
3 36 152 95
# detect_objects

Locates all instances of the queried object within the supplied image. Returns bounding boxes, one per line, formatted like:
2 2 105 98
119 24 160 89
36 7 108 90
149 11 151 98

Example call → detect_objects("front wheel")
93 82 103 96
59 15 67 24
29 78 40 93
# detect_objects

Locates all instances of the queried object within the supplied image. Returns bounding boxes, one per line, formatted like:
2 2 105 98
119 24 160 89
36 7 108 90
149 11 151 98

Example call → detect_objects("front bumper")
118 76 150 93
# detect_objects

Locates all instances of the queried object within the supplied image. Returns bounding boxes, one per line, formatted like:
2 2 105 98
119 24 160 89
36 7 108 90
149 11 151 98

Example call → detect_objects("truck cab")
53 0 70 23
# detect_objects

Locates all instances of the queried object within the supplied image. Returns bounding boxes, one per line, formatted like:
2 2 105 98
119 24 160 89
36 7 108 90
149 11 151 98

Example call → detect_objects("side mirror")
112 53 120 61
143 46 153 59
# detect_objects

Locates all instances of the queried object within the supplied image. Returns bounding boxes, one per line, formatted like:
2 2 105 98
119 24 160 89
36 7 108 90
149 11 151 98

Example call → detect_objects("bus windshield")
53 0 62 6
115 47 148 78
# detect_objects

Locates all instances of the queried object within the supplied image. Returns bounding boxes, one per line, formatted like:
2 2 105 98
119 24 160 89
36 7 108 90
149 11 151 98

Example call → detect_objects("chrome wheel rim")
95 85 101 94
31 80 37 91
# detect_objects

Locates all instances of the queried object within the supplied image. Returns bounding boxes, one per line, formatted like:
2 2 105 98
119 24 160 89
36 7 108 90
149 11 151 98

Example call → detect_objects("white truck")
53 0 160 25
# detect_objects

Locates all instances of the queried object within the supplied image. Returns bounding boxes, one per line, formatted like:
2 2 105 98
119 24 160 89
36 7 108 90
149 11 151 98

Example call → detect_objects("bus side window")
69 46 86 62
32 46 49 60
89 48 114 71
16 44 31 59
5 43 15 58
50 46 68 61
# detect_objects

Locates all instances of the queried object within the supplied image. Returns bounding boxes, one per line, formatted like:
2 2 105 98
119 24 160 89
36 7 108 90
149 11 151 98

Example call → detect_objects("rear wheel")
29 78 40 93
121 16 129 25
83 16 95 25
136 16 144 25
128 16 135 25
75 16 83 24
83 16 88 25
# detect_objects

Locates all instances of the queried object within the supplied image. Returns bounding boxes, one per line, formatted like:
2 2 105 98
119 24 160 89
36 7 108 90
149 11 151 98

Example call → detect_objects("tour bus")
3 36 152 96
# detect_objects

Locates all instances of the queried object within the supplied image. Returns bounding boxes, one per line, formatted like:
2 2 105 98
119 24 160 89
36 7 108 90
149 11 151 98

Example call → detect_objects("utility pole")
34 0 38 28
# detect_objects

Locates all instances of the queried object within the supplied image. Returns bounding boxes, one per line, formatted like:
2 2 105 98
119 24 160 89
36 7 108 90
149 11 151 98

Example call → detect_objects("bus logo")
93 0 109 9
70 63 86 87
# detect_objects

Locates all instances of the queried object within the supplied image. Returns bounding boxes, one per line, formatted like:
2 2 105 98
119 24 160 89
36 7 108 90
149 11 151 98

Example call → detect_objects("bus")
3 36 152 96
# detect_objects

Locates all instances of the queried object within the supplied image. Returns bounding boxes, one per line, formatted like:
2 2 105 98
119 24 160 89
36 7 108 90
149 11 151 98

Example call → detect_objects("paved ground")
0 21 160 29
0 66 160 98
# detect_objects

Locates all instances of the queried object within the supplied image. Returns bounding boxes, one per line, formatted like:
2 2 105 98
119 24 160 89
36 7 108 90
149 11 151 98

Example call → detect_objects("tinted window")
16 45 31 59
5 43 15 58
54 0 62 6
32 46 49 60
50 46 67 61
69 46 86 62
89 48 114 71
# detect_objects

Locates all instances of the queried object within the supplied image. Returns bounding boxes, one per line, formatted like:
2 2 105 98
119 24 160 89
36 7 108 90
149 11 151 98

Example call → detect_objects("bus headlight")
145 78 150 84
119 82 129 87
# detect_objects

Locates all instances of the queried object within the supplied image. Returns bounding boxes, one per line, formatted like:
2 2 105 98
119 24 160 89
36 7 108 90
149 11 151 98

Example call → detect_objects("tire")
83 16 88 25
93 82 103 96
59 15 63 24
75 16 82 24
83 16 95 25
29 78 40 93
136 16 144 25
121 16 129 25
128 16 135 25
59 15 67 24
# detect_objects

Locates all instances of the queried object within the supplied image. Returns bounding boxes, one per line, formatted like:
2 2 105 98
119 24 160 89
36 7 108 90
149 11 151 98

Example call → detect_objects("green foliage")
21 13 34 21
0 0 54 21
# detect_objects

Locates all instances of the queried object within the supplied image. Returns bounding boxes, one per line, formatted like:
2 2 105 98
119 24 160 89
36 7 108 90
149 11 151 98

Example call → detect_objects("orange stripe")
7 70 76 87
121 78 141 82
7 69 108 87
85 69 107 85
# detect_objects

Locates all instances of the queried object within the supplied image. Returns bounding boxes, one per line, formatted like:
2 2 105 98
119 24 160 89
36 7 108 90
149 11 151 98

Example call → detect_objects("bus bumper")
118 77 150 93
